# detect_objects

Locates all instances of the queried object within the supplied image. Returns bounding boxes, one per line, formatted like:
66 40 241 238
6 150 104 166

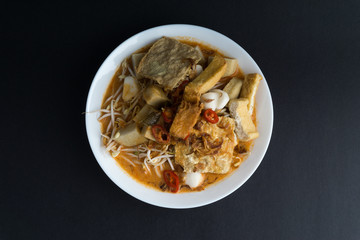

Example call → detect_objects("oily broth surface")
100 39 254 193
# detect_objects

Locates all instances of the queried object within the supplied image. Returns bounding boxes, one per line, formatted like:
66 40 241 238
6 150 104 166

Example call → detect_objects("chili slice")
203 109 219 124
163 170 179 193
184 133 190 141
162 107 174 123
151 125 170 144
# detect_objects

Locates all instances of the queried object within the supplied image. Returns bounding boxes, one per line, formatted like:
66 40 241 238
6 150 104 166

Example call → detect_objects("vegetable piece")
223 77 243 100
143 85 169 108
133 104 160 126
163 170 180 193
131 53 145 72
143 111 161 125
228 98 259 141
184 172 204 189
195 46 206 65
203 109 219 124
151 125 170 144
162 107 174 123
141 125 156 141
184 55 227 103
208 56 238 77
240 73 262 115
122 76 139 102
114 131 120 139
113 123 147 146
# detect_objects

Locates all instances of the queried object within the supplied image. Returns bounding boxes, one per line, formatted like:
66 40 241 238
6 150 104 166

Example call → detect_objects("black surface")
2 1 360 239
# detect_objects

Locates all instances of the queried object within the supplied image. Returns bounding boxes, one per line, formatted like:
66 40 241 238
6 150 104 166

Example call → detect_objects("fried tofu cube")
240 73 262 115
170 100 203 139
223 77 243 100
175 117 236 174
208 56 238 77
184 55 227 102
229 98 259 141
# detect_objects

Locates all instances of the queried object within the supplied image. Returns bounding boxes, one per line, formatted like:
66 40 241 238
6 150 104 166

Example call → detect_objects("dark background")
2 0 360 239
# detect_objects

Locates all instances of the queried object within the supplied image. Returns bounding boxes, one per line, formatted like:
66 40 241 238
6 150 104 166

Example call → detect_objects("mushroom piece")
200 92 218 111
200 89 230 111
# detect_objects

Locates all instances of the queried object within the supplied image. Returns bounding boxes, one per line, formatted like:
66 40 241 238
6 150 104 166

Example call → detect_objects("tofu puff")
175 117 236 174
169 100 204 139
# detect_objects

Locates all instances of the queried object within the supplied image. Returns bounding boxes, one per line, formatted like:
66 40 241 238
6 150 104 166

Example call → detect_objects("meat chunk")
169 100 203 139
137 37 202 91
228 98 259 141
175 117 236 174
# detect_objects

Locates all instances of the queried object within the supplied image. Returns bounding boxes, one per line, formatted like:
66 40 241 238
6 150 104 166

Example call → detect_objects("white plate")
85 24 273 209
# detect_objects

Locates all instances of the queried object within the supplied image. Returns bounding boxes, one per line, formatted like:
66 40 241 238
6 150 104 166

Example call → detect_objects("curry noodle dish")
98 37 261 193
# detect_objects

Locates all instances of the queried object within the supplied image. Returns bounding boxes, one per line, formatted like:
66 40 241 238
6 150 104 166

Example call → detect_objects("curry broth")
100 39 255 193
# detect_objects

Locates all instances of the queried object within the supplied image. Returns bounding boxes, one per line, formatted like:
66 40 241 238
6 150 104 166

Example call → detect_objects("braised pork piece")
98 37 261 193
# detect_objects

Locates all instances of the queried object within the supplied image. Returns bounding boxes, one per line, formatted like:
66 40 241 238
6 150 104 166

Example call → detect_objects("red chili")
162 108 174 123
163 170 180 193
184 133 190 141
151 125 170 144
203 109 219 124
